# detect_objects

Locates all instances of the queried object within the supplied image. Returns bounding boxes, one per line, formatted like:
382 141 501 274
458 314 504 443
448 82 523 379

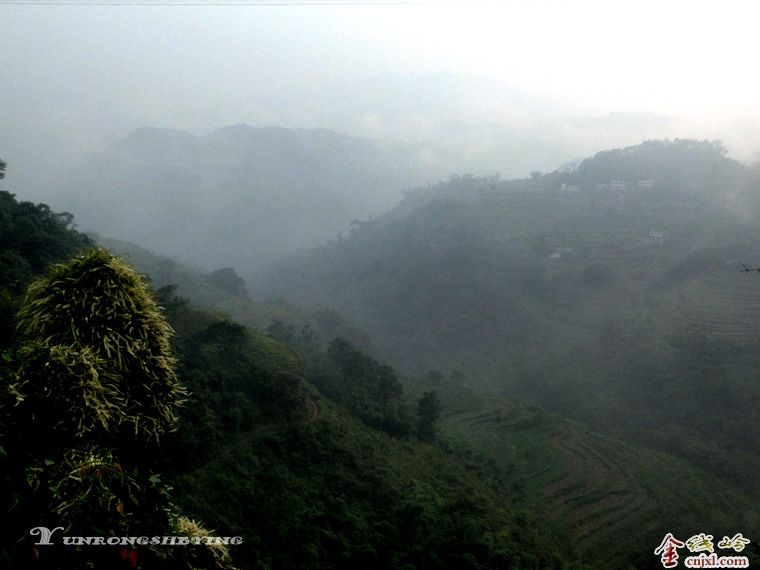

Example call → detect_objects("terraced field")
662 263 760 343
440 395 758 564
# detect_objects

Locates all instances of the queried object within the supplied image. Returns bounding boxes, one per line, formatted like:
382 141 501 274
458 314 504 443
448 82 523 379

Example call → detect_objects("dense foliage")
158 293 580 569
0 190 92 347
1 250 232 569
16 250 186 442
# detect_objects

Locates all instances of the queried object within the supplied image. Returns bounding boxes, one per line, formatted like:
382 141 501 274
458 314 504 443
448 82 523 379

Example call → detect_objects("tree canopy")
1 250 233 570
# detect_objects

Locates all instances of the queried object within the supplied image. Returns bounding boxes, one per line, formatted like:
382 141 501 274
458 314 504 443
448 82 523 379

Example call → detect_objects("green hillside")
0 179 583 569
261 139 760 536
429 386 759 568
94 201 760 567
5 147 760 568
95 234 375 354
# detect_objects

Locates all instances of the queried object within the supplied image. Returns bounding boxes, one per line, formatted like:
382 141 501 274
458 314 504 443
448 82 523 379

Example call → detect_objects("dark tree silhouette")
206 267 249 298
417 390 441 442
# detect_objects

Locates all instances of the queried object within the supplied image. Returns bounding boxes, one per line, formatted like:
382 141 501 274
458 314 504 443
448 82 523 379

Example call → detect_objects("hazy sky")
3 0 760 196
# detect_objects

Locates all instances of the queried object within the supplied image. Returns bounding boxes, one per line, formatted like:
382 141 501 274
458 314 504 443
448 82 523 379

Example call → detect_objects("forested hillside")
11 1 760 568
262 139 760 496
4 145 760 569
0 175 583 569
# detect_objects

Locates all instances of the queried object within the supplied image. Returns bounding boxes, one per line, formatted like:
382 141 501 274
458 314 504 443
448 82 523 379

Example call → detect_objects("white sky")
2 0 760 191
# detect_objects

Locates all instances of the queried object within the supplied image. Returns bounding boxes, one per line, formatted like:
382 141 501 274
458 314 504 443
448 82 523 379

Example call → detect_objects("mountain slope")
426 384 759 568
90 193 760 568
0 188 582 569
6 167 760 568
60 125 440 281
261 139 760 499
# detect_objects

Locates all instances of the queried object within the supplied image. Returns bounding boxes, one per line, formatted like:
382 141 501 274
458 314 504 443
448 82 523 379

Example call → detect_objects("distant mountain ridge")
60 124 443 281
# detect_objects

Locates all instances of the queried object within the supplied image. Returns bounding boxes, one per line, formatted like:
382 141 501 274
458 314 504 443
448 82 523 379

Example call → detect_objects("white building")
610 180 627 190
560 183 580 193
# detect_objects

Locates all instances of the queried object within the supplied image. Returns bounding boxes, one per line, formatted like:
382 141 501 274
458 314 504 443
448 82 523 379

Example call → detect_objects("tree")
267 319 296 345
416 391 441 442
206 267 249 299
327 337 410 436
0 249 234 569
0 157 5 179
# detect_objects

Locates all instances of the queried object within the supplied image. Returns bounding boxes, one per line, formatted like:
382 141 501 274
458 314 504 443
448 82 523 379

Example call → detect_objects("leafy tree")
327 337 410 436
0 249 233 569
416 391 441 442
0 157 5 179
267 319 296 345
206 267 249 299
0 190 92 297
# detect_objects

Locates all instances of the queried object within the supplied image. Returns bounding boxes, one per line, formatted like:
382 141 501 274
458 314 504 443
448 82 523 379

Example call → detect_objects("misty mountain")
56 113 694 287
1 189 583 569
262 139 760 493
262 139 751 366
59 124 445 280
6 182 758 569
